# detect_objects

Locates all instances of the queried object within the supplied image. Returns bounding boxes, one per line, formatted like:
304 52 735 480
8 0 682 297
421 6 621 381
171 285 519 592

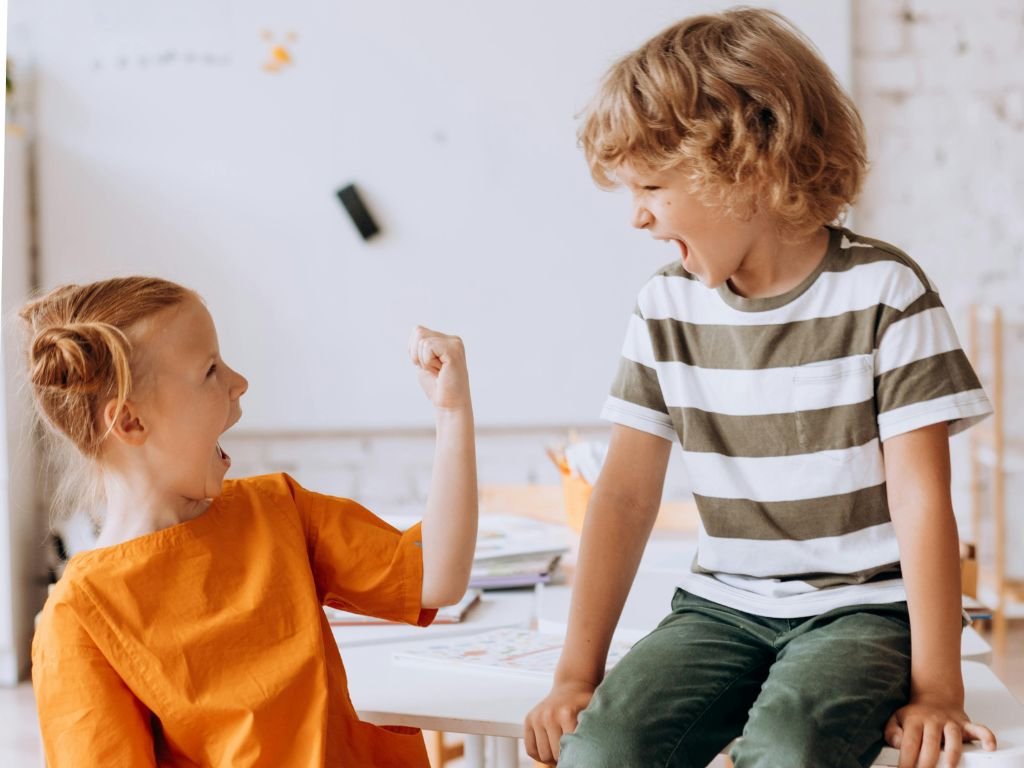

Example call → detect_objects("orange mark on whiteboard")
261 30 298 73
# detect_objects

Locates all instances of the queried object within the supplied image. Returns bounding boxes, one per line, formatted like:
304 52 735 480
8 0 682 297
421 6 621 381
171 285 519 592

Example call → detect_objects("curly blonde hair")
579 7 867 238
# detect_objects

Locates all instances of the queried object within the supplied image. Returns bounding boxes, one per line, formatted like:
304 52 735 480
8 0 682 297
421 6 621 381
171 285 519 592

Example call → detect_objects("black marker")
336 183 381 240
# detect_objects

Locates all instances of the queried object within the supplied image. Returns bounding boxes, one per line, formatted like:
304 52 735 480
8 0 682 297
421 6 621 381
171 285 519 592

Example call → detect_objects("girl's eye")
207 364 218 378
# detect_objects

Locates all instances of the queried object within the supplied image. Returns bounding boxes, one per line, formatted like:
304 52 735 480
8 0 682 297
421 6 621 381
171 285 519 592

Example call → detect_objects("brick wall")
853 0 1024 539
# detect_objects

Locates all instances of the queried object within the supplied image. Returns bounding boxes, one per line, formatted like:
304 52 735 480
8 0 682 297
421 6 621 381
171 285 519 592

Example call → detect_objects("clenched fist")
408 326 471 412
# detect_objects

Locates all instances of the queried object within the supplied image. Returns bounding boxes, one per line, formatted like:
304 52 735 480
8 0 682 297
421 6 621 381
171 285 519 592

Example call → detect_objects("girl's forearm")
420 406 478 607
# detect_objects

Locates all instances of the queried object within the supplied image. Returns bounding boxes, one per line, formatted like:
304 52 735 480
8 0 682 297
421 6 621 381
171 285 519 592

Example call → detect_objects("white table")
346 643 1024 768
342 548 1021 767
346 638 545 768
338 589 538 768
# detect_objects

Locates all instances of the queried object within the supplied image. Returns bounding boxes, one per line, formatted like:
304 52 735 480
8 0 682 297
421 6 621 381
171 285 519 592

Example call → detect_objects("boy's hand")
407 326 470 412
885 698 996 767
524 679 596 765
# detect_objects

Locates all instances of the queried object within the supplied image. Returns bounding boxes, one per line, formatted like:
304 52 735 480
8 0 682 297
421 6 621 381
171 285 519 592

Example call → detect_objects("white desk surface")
347 638 1024 765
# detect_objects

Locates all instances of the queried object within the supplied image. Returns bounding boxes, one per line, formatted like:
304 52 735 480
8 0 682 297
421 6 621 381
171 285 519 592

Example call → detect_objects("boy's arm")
524 424 671 765
883 422 996 767
409 326 479 609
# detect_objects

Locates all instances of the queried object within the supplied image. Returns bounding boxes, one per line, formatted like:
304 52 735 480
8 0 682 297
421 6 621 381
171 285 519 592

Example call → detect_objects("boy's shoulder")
832 228 934 292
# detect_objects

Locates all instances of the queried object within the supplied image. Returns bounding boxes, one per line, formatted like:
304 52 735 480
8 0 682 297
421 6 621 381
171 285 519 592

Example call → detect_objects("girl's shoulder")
33 572 93 662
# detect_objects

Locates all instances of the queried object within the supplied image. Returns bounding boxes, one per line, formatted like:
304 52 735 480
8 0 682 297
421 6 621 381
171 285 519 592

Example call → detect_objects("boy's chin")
693 272 719 288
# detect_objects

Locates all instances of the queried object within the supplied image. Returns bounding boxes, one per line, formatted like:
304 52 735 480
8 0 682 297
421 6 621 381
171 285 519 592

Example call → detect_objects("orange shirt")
32 473 437 767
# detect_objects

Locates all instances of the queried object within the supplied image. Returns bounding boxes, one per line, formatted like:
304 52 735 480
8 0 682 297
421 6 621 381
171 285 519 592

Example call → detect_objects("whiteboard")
26 0 851 429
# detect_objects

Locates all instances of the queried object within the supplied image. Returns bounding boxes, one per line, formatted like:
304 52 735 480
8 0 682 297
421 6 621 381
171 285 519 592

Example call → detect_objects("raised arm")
408 326 479 609
882 422 996 767
525 423 671 764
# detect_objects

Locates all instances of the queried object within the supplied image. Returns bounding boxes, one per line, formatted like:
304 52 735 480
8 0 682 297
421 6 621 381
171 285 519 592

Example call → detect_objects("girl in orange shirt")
25 277 478 767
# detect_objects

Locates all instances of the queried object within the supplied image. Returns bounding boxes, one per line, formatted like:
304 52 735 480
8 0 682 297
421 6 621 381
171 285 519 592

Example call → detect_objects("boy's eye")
206 364 218 377
642 185 660 191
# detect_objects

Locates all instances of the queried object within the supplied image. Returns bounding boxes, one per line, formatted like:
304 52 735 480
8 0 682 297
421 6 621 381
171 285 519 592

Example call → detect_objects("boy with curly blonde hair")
525 8 997 768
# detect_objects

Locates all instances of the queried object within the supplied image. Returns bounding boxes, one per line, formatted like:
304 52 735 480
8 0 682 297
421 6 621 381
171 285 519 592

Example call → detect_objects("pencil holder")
560 472 593 533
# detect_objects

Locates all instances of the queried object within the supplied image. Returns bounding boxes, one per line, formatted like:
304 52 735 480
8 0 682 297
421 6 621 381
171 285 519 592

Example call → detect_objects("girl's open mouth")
216 442 231 467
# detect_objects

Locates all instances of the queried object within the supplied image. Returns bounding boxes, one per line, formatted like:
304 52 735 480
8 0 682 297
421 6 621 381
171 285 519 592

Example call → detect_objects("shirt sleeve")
33 597 157 768
600 304 677 442
286 476 437 627
874 288 992 442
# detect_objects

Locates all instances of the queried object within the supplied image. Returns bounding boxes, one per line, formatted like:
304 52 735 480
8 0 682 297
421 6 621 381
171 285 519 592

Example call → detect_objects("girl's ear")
102 398 148 446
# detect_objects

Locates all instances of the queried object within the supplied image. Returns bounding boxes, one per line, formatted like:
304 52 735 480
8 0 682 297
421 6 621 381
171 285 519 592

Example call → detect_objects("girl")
25 277 478 767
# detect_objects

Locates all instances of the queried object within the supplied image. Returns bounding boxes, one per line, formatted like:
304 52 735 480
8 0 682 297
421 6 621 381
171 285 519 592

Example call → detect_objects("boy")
525 9 998 768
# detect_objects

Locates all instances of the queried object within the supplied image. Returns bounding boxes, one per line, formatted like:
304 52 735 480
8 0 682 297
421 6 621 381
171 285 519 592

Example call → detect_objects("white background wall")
19 0 851 431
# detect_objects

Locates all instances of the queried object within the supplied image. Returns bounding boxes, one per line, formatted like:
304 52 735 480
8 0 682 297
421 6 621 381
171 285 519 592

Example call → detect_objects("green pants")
558 589 913 768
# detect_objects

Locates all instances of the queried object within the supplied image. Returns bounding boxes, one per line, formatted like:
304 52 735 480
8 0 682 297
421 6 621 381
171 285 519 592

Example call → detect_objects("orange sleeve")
284 475 437 627
32 597 157 768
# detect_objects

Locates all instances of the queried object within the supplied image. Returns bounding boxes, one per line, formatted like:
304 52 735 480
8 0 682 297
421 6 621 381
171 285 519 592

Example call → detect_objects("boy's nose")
631 204 653 229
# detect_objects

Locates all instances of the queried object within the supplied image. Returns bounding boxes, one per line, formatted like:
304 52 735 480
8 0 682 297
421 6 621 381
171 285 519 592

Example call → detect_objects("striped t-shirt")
602 226 992 617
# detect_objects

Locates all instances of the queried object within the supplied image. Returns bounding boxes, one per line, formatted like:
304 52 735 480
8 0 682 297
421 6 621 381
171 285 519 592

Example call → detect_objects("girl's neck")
95 473 210 548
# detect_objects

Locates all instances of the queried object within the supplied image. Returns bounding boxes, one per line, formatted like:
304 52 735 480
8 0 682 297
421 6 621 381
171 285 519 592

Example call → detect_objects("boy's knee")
731 721 857 768
558 718 649 768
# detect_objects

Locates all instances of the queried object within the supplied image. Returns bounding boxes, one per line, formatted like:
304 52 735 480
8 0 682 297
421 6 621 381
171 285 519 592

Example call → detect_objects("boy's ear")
102 398 148 446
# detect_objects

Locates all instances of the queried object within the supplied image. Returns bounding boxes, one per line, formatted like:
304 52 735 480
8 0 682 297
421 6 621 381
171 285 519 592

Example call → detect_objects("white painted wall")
23 0 852 431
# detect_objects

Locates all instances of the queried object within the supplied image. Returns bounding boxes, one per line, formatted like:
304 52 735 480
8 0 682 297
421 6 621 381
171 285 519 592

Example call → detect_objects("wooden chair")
424 730 463 767
967 305 1024 655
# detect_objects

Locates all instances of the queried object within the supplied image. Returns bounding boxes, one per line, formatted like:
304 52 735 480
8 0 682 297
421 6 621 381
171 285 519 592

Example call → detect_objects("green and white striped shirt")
603 226 991 617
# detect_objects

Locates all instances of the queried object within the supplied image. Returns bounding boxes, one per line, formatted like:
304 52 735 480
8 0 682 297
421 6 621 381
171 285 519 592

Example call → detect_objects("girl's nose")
231 369 249 399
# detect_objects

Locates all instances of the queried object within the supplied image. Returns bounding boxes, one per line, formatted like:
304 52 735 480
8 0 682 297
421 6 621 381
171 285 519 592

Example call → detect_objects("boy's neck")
727 225 831 300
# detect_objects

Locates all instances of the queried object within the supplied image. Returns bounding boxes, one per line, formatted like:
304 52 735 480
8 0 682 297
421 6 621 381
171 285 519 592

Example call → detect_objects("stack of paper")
392 627 631 679
470 554 563 589
470 515 570 590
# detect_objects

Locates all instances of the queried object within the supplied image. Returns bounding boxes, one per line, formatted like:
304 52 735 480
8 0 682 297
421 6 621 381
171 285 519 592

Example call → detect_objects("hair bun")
29 323 128 395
